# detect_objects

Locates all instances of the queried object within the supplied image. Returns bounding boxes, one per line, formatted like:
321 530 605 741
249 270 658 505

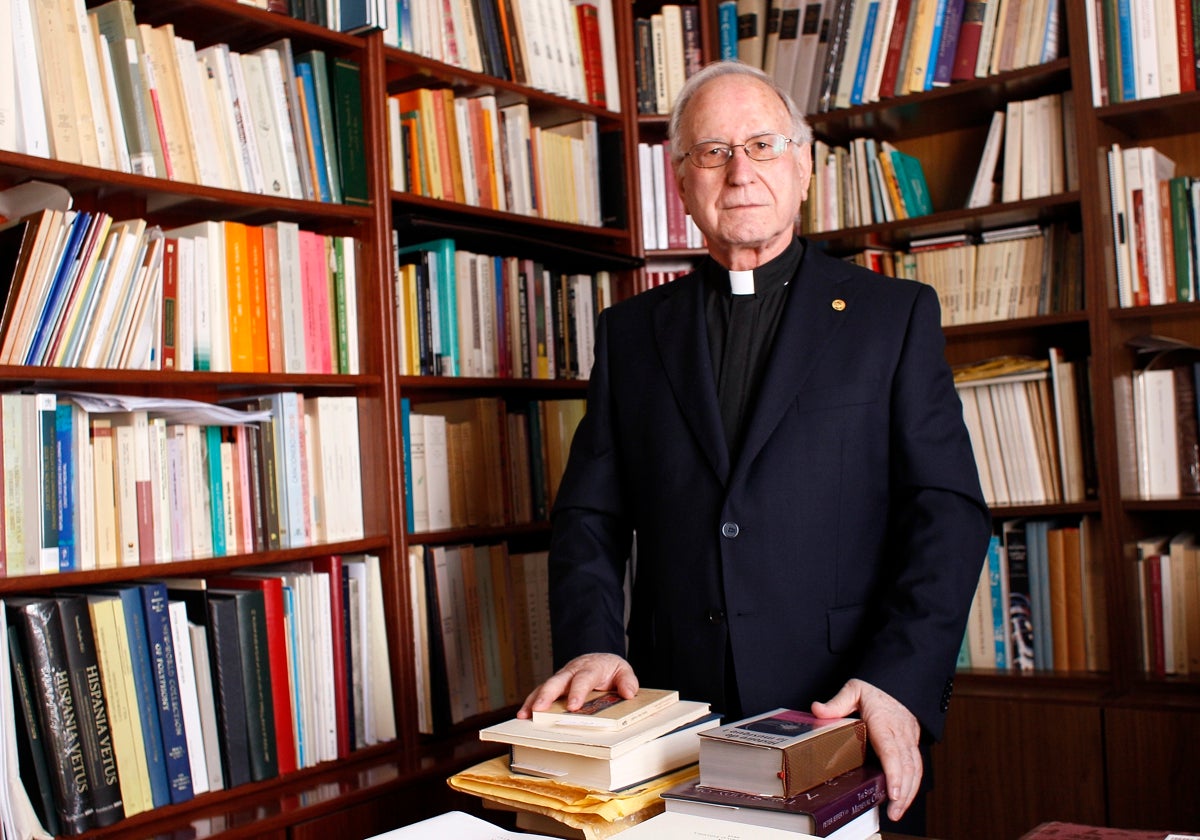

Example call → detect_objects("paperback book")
530 687 678 730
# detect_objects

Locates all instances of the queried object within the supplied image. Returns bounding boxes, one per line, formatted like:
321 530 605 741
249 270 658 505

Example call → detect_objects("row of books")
1135 531 1200 677
967 91 1079 209
640 260 697 294
1125 341 1200 499
954 350 1093 506
384 0 622 112
393 237 612 380
961 517 1108 673
402 397 583 533
0 0 365 204
719 0 1061 115
804 137 933 233
410 544 552 732
634 5 704 115
1107 144 1199 307
387 89 605 227
4 558 395 836
0 391 365 578
890 223 1084 327
639 142 706 252
1083 0 1200 105
0 206 361 374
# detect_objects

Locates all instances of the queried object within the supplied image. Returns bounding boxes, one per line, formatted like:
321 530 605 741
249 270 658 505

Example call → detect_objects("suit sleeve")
547 309 634 667
852 283 991 739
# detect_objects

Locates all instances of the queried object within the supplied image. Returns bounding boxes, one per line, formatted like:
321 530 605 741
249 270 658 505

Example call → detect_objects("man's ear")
796 142 814 198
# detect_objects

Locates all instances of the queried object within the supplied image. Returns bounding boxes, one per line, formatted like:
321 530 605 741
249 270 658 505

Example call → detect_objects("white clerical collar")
729 269 755 295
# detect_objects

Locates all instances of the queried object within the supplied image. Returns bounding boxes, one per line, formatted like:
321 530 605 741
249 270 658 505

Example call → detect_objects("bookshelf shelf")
810 59 1075 143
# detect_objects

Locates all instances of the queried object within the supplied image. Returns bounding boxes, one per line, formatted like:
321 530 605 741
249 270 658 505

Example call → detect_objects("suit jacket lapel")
652 274 731 483
732 247 852 483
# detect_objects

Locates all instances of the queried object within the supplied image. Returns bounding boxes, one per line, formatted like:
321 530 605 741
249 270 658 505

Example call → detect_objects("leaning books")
662 763 886 838
697 708 868 798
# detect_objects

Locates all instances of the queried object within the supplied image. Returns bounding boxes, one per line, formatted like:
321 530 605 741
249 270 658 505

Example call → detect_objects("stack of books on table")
618 708 886 839
458 689 719 838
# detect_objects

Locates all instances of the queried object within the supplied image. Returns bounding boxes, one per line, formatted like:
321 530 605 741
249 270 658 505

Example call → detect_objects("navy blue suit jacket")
548 242 991 739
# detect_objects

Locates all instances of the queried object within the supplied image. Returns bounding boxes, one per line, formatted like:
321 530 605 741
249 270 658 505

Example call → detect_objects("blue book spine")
55 404 75 571
139 582 194 803
922 0 951 91
205 425 227 557
1115 0 1137 101
296 60 332 202
850 1 879 105
112 586 171 807
401 397 415 532
718 0 739 59
398 0 413 50
494 255 507 376
985 535 1007 669
25 212 90 366
932 0 967 85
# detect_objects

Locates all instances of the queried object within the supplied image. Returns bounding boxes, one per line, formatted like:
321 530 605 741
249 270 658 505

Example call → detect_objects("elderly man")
519 60 990 831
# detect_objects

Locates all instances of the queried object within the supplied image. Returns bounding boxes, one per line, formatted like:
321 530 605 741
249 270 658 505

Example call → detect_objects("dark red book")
1019 822 1192 839
207 573 298 775
312 554 350 758
662 763 886 836
574 2 607 108
160 237 178 370
950 0 987 80
877 0 914 99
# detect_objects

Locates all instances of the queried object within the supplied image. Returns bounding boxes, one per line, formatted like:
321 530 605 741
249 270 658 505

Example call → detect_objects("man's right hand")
516 653 639 719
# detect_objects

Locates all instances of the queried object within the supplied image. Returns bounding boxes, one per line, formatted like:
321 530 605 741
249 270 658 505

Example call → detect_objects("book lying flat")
510 711 720 791
662 763 886 838
613 810 881 839
698 708 868 798
530 687 678 730
480 699 712 759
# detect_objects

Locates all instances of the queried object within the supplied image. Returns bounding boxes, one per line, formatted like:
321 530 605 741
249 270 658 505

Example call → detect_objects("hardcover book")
662 763 886 837
531 687 679 730
697 708 868 798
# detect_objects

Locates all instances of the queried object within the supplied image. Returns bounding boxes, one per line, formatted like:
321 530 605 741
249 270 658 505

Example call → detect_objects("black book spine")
7 622 62 836
11 598 95 835
227 588 279 781
55 595 124 827
205 594 252 789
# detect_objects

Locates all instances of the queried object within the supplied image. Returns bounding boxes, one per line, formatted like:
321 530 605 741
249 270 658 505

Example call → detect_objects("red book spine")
1177 0 1197 91
951 0 986 80
877 0 914 98
160 237 178 370
661 142 689 249
575 3 607 108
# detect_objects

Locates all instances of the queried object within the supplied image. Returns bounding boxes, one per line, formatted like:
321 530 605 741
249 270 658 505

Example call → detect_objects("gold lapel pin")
832 299 846 311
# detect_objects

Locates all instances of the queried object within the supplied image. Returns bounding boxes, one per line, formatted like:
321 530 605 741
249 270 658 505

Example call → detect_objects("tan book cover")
698 708 868 798
532 687 680 731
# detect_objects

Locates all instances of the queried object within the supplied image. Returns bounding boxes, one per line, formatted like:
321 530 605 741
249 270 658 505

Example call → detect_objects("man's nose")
724 150 757 183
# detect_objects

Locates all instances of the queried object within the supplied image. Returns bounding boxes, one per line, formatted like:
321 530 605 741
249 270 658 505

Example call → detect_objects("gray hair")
667 60 814 168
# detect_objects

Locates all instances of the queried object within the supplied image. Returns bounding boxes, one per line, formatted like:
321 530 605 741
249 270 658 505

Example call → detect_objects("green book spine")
331 57 369 206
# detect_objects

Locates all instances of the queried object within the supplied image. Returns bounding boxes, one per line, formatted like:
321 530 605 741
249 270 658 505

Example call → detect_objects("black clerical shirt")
703 237 805 461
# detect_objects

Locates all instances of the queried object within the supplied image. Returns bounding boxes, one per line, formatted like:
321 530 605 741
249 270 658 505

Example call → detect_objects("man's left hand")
812 679 921 823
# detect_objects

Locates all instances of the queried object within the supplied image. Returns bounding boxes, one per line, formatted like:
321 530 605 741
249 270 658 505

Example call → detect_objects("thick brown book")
1019 822 1198 839
697 708 868 798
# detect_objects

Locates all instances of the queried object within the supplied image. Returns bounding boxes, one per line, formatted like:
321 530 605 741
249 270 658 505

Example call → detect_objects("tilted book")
698 708 868 798
663 763 885 837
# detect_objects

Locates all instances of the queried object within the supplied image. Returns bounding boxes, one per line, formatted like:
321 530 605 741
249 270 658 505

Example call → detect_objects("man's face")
674 74 812 269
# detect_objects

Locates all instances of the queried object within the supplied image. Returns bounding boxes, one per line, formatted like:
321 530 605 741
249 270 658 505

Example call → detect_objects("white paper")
366 810 560 840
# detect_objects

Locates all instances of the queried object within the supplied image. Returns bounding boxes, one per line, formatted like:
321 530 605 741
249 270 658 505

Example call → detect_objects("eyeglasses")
684 133 796 168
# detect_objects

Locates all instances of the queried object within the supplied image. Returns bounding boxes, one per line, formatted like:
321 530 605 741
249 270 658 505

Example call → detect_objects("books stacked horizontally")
651 708 885 840
482 688 718 793
453 689 717 838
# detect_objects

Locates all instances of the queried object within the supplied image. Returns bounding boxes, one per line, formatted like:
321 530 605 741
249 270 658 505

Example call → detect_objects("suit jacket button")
706 609 726 624
721 522 739 538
